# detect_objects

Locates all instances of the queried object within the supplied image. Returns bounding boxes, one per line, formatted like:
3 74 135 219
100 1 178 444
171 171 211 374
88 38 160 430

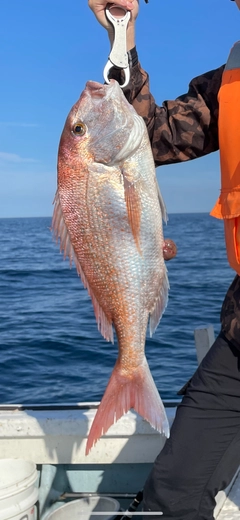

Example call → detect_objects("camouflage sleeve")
123 62 224 166
220 275 240 348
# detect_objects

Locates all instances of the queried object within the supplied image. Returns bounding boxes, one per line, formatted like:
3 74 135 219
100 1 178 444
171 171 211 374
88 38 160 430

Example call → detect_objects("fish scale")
53 79 170 454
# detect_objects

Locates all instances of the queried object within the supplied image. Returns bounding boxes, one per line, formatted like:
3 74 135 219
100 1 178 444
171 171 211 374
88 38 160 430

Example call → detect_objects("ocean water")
0 214 234 405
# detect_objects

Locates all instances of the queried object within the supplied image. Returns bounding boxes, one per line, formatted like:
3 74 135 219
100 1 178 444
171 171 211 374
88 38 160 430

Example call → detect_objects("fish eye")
72 122 86 136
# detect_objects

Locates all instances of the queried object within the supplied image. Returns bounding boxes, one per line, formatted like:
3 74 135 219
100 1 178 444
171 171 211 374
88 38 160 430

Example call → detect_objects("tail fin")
85 357 169 455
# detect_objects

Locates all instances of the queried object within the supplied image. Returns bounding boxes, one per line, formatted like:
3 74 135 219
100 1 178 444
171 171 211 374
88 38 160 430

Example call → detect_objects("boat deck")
0 399 239 520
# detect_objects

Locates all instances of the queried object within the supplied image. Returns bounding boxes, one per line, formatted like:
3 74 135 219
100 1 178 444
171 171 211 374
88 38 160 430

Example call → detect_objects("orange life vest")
210 41 240 274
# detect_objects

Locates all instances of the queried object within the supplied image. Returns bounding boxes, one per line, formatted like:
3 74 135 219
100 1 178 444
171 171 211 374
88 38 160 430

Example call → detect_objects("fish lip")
85 79 118 99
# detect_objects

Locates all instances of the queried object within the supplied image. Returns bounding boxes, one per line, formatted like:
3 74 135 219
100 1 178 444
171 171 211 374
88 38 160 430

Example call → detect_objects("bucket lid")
0 459 37 500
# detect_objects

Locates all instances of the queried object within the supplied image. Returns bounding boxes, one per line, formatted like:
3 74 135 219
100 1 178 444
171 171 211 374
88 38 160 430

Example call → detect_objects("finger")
108 0 135 9
163 238 177 261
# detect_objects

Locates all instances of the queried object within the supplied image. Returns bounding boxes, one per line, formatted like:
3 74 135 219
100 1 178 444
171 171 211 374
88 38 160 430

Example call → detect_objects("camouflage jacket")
123 61 240 346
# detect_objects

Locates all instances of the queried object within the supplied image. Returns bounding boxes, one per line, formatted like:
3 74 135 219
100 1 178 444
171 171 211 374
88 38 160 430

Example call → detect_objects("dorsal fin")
156 180 168 224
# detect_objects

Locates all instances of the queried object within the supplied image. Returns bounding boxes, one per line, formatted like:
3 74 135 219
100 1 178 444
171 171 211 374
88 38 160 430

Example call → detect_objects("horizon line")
0 211 211 220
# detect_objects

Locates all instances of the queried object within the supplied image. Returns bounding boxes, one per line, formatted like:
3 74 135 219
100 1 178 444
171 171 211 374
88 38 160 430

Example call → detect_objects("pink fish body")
52 80 169 454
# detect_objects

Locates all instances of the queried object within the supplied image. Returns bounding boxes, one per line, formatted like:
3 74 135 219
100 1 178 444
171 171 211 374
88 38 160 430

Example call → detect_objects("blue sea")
0 214 234 405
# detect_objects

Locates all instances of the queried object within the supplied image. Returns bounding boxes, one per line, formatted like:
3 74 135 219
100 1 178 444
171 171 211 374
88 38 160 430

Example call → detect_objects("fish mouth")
85 80 119 99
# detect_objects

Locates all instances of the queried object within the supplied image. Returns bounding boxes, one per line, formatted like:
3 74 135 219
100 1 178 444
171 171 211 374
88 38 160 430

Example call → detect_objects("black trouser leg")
143 332 240 520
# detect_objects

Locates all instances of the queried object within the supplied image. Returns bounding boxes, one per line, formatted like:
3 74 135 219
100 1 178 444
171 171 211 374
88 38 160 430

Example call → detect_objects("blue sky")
0 0 239 218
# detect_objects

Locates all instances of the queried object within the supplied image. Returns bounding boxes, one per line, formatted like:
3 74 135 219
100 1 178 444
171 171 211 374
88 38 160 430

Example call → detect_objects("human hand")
88 1 139 50
88 1 138 28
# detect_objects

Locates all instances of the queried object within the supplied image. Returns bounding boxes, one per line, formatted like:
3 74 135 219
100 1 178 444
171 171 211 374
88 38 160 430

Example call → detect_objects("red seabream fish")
52 79 170 455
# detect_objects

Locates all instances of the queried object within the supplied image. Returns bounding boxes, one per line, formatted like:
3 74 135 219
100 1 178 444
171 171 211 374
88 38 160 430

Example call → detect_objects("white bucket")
45 496 120 520
0 459 38 520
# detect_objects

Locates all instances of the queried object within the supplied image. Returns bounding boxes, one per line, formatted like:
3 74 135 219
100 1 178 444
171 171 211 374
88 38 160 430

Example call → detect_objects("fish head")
58 80 145 168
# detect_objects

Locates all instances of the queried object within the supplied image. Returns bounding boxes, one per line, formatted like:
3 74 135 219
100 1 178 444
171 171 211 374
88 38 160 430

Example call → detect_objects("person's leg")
143 332 240 520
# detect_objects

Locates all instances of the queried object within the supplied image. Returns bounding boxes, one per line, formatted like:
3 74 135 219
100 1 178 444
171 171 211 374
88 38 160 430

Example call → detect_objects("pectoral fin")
122 171 142 253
